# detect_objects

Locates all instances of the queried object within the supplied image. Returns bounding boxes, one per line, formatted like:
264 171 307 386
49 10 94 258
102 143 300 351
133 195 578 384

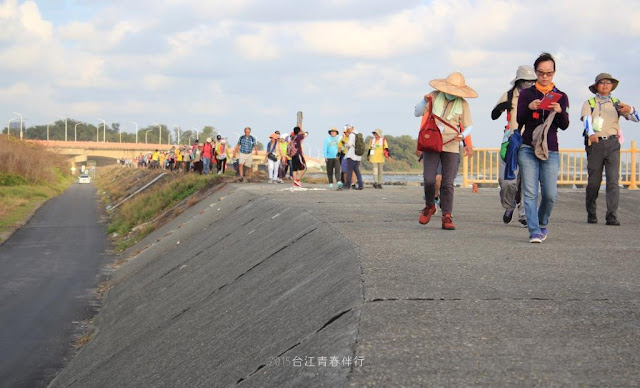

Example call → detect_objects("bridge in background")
29 140 174 166
30 140 325 170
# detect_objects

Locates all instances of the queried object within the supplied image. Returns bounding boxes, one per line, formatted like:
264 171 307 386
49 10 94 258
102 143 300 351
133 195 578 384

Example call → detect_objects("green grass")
0 175 74 234
98 167 225 252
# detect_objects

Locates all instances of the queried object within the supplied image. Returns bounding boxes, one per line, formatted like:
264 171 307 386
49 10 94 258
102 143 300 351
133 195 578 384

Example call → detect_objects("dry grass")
0 136 69 184
73 332 94 349
0 137 73 238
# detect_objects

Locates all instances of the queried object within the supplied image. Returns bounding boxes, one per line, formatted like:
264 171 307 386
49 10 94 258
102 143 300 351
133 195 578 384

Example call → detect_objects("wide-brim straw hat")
372 129 382 137
429 72 478 98
328 127 339 135
511 65 537 86
206 137 212 142
589 73 619 94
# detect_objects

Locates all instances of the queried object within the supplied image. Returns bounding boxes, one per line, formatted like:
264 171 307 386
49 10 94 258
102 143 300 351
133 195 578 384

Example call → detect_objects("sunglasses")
598 80 613 85
535 70 555 77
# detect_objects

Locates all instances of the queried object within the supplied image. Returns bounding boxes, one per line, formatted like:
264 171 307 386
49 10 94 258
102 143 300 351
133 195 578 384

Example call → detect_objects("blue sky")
2 0 640 156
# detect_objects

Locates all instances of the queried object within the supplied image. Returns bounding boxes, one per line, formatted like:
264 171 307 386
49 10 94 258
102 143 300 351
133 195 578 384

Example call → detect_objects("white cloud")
142 74 174 91
322 63 419 98
297 9 429 58
234 30 280 60
18 0 52 40
2 0 640 151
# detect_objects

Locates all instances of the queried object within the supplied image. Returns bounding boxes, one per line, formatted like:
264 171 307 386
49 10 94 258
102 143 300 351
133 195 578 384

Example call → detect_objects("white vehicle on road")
78 174 91 184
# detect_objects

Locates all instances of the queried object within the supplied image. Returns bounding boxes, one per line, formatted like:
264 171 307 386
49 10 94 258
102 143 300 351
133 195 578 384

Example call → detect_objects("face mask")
444 93 457 100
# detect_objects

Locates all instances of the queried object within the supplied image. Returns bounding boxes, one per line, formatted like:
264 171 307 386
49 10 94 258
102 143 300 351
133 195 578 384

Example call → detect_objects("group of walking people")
322 125 391 190
416 52 638 242
133 135 232 175
259 126 308 186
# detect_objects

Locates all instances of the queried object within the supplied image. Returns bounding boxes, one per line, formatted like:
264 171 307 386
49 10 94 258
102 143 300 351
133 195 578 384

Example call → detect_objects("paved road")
0 183 110 388
251 184 640 386
45 181 640 386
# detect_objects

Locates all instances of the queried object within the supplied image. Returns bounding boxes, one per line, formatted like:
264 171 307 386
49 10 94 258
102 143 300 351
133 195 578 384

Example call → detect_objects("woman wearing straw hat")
491 65 537 227
581 73 639 226
414 72 476 230
517 52 569 243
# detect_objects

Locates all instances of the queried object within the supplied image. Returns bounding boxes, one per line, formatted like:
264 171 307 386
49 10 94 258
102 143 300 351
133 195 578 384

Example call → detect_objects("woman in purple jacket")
517 53 570 243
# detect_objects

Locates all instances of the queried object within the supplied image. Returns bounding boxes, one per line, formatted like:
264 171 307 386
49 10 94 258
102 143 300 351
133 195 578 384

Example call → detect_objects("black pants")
217 158 227 173
586 138 620 220
325 158 341 184
423 151 459 214
194 161 203 175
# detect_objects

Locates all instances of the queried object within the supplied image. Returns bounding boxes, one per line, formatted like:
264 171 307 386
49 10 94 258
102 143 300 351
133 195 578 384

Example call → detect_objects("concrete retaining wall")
50 185 363 387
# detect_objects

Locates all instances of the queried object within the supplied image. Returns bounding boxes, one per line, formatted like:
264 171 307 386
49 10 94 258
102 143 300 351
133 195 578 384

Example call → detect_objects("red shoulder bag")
417 96 462 153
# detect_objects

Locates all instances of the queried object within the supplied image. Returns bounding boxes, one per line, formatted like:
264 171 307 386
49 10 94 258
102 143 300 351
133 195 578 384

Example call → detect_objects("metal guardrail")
462 140 639 190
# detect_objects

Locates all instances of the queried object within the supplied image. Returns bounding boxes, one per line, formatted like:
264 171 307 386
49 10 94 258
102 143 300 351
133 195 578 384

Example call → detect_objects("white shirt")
346 131 362 161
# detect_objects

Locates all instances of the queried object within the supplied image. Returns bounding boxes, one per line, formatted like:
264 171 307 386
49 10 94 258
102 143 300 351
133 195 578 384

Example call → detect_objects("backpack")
287 136 299 157
354 133 365 156
417 95 460 153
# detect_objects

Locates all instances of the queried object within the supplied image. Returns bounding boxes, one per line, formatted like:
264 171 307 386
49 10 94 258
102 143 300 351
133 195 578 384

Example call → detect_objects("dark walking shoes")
503 209 514 224
606 217 620 226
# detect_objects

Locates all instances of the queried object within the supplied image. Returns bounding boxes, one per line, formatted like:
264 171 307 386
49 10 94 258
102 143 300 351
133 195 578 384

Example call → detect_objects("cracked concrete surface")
50 184 640 387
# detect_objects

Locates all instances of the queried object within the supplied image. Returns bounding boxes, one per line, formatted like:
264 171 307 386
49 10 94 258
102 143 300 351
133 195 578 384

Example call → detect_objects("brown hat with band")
589 73 619 94
429 72 478 98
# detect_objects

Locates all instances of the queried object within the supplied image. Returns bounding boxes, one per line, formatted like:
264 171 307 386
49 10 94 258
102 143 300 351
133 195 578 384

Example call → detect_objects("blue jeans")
345 158 363 188
518 145 559 237
202 156 211 174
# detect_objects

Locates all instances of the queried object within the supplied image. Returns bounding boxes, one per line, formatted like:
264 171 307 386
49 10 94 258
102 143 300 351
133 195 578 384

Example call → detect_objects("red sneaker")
442 213 456 230
419 205 436 225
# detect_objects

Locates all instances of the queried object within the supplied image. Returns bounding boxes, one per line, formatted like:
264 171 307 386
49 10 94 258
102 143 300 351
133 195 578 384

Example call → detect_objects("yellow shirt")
152 152 159 161
279 140 289 160
176 150 183 162
368 137 389 164
338 135 349 153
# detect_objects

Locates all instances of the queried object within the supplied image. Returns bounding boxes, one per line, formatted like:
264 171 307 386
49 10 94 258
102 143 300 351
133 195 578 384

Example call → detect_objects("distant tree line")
2 120 221 146
360 134 421 172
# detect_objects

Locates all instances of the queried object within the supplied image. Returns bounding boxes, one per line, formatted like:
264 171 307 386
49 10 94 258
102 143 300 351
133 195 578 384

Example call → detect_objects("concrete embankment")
50 185 363 387
51 183 640 386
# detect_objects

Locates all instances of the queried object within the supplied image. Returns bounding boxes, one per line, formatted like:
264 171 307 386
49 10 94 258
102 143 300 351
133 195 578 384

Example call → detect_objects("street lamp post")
12 112 23 139
145 130 152 144
153 122 162 145
129 121 138 143
192 128 199 142
57 115 68 142
96 123 101 142
74 122 82 142
98 118 106 142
